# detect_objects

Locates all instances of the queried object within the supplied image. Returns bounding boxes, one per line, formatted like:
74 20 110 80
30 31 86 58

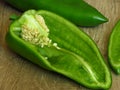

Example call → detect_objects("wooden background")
0 0 120 90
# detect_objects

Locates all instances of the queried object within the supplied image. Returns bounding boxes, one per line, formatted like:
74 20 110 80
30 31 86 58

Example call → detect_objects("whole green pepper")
6 10 111 89
5 0 108 27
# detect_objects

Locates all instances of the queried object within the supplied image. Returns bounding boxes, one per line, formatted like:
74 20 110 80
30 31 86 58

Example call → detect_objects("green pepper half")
6 10 111 89
5 0 108 27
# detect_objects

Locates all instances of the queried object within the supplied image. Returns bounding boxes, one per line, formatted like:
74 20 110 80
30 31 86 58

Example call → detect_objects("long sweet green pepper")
6 10 111 89
5 0 108 27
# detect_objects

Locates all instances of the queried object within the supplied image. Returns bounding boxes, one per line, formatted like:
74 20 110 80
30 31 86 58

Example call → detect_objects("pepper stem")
9 14 19 21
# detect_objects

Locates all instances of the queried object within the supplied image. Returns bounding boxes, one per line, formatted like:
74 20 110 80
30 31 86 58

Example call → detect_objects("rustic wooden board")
0 0 120 90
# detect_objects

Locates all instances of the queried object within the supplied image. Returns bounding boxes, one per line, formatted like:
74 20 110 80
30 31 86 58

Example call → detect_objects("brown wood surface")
0 0 120 90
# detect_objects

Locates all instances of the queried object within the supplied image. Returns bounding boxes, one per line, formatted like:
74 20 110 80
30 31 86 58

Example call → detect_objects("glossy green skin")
6 10 111 89
108 20 120 74
5 0 108 27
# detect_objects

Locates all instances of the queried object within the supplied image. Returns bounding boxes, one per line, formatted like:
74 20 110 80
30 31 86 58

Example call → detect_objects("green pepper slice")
6 10 111 89
5 0 108 27
108 19 120 74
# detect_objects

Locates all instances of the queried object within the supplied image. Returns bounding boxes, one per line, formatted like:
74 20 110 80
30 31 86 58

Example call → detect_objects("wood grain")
0 0 120 90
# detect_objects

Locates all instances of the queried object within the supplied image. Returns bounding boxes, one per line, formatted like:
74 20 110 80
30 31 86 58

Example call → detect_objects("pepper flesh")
6 10 111 89
5 0 108 27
